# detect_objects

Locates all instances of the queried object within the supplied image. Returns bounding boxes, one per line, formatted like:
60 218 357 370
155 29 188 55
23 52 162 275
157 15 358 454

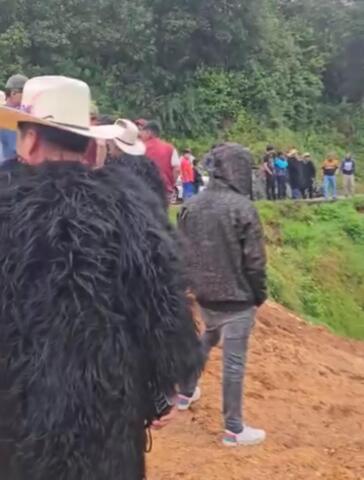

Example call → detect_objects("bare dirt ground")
149 302 364 480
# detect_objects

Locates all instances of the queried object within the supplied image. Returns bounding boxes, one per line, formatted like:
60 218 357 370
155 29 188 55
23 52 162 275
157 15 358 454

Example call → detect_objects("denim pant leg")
179 323 220 397
292 188 302 199
331 176 337 199
277 176 285 199
323 176 330 199
222 309 255 434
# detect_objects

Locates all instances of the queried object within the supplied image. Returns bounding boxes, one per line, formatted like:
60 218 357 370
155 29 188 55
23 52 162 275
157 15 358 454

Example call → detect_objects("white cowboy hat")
0 76 120 139
0 90 5 106
114 119 146 156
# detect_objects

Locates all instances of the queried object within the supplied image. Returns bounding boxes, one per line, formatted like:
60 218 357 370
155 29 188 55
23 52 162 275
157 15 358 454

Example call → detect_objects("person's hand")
151 406 177 430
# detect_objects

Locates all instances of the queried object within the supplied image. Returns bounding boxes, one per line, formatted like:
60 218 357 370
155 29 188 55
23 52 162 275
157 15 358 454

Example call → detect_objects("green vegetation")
171 200 364 340
260 199 364 339
1 0 364 171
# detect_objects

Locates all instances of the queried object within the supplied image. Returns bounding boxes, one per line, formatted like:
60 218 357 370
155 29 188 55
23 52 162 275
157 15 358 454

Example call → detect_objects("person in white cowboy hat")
0 76 201 480
0 75 120 167
84 117 146 168
111 118 146 157
102 118 168 209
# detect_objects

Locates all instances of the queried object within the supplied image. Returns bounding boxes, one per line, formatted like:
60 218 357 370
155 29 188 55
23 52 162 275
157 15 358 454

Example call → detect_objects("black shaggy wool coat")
0 160 201 480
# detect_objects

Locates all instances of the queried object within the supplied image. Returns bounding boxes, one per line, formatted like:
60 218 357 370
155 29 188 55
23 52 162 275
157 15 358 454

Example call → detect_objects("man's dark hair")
142 120 161 137
108 153 168 210
266 144 275 152
97 115 116 126
18 122 90 154
5 88 13 99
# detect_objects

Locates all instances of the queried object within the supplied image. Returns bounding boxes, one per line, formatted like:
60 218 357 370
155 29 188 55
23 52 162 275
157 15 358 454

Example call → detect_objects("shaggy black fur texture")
0 160 201 480
106 153 168 210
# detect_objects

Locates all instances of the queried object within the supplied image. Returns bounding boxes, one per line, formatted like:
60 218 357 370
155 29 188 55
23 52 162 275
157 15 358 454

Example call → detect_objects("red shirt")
145 137 177 193
180 155 194 183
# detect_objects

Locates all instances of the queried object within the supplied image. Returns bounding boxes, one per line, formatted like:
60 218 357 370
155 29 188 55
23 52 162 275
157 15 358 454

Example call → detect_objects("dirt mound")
149 302 364 480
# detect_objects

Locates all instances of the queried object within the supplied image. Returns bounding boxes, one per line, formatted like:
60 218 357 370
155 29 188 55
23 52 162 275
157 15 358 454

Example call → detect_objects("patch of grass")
262 200 364 339
169 205 180 225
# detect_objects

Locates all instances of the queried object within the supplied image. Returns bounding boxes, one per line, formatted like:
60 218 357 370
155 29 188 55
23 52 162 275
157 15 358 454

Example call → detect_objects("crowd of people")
260 145 357 201
0 70 360 480
0 72 268 480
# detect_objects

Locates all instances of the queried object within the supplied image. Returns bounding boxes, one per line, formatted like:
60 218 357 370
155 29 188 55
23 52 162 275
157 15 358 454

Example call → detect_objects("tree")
0 0 363 136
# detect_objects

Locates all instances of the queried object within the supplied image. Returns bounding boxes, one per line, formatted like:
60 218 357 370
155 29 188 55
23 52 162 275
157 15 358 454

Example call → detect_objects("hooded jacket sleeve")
239 205 267 307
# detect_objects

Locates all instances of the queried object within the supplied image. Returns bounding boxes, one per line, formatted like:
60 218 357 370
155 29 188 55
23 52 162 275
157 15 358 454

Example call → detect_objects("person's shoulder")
216 189 254 212
234 193 255 210
160 138 176 151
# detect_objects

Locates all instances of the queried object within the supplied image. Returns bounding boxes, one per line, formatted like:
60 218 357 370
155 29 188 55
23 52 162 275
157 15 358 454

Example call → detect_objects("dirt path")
148 302 364 480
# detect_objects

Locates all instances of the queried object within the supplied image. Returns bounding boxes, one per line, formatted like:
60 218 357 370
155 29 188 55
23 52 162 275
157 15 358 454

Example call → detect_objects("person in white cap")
0 76 201 480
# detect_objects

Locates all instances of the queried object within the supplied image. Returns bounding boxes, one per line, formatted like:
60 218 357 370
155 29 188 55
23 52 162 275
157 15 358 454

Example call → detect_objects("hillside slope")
258 199 364 339
149 302 364 480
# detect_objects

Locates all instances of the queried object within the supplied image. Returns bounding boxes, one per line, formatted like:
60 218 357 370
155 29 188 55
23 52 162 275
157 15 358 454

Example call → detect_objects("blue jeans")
180 307 255 434
276 175 287 199
183 182 194 200
324 175 337 199
291 188 302 199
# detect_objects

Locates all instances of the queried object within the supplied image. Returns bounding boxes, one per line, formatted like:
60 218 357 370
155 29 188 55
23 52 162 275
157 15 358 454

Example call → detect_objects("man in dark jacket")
287 149 306 199
262 145 276 200
0 76 201 480
302 153 316 199
177 143 267 447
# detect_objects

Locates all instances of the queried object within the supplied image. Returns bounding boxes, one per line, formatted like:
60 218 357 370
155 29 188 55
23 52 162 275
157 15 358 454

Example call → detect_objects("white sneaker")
177 387 201 411
223 426 266 447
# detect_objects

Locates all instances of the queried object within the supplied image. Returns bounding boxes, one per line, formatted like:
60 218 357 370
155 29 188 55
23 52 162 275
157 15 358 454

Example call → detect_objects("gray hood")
205 143 253 197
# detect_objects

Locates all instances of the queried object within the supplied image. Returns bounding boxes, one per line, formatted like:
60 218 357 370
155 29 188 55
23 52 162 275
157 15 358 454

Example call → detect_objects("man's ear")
27 128 40 157
17 127 40 164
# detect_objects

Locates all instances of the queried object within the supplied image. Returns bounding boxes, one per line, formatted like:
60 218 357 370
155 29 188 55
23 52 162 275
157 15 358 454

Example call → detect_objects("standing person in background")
135 118 147 130
302 153 316 199
106 118 169 209
0 92 4 162
0 74 28 163
180 149 195 200
322 154 339 200
192 158 204 194
341 153 356 198
287 149 305 199
178 143 267 447
274 151 288 200
140 120 180 203
262 145 276 200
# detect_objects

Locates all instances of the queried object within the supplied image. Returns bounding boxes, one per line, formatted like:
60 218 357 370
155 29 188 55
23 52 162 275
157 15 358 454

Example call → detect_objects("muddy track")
149 302 364 480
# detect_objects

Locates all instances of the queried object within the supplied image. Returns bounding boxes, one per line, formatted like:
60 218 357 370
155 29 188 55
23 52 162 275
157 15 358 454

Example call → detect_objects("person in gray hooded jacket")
177 143 267 447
